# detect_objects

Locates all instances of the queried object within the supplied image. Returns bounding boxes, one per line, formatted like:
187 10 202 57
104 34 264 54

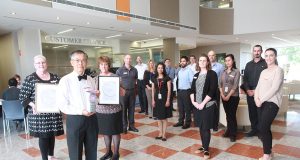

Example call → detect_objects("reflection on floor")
1 98 300 160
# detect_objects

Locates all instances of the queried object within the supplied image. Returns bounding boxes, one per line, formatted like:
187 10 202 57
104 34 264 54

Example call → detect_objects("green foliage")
279 46 300 64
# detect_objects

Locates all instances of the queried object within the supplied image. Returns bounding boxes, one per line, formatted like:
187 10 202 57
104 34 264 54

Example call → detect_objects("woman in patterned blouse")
19 55 64 160
95 56 125 160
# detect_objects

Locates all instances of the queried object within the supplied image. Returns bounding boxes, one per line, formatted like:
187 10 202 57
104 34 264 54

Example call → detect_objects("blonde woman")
143 60 155 118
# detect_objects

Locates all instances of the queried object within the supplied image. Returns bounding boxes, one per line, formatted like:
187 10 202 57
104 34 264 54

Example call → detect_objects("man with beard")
243 45 267 137
173 56 194 129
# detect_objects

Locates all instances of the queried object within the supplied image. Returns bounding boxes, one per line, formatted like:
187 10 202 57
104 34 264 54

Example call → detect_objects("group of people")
2 44 283 160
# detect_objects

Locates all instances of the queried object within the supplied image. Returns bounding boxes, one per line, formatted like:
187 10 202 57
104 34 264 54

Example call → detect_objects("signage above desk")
43 35 108 46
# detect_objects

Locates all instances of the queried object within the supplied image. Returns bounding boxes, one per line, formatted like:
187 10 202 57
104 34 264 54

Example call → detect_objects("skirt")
27 108 64 138
193 104 216 130
97 111 123 135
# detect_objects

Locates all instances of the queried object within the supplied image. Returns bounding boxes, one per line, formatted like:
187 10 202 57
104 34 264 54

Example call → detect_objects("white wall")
179 0 199 32
131 0 150 24
234 0 300 34
189 43 253 70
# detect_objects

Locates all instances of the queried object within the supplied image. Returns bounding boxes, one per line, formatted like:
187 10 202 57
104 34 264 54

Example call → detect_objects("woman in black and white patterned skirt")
19 55 64 160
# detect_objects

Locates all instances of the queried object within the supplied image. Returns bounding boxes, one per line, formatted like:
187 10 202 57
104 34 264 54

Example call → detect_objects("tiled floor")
1 98 300 160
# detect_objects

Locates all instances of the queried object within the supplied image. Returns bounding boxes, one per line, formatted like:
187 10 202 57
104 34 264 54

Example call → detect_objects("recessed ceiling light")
57 28 74 34
94 46 102 49
271 33 275 36
146 32 149 35
11 12 16 15
53 45 68 49
87 22 90 25
56 16 60 20
130 29 133 32
105 34 122 39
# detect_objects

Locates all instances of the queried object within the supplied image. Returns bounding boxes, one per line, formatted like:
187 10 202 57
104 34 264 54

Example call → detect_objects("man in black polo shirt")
116 54 139 133
243 45 267 137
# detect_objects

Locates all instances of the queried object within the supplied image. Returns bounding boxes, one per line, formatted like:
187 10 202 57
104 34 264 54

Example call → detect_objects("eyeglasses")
35 62 46 65
72 59 87 64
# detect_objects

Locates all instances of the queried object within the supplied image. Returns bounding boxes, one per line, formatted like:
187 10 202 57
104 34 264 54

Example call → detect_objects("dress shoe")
222 131 229 138
213 127 218 132
230 137 236 142
246 130 257 137
155 136 162 140
128 127 139 132
138 110 145 113
172 108 176 111
182 124 190 129
194 147 204 154
173 123 183 127
203 151 210 159
111 154 120 160
153 117 158 120
100 150 113 160
162 138 167 141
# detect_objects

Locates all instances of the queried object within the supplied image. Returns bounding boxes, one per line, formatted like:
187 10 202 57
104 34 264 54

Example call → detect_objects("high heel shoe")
258 153 273 160
99 150 113 160
194 147 204 154
203 151 210 159
111 154 120 160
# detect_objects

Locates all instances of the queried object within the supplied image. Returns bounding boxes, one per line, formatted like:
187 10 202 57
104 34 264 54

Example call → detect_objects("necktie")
78 74 87 81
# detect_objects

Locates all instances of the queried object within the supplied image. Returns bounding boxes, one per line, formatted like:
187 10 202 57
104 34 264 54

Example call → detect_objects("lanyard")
157 79 163 93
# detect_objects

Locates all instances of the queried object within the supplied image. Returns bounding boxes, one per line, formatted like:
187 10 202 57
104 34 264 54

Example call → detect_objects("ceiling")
0 0 300 50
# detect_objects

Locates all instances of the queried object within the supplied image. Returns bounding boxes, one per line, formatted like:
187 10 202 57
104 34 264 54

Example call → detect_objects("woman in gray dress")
190 54 218 159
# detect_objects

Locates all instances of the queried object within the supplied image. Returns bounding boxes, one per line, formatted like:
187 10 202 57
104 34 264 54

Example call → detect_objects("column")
163 38 180 66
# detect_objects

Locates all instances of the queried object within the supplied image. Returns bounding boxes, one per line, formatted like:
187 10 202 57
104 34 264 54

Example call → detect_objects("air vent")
51 0 196 30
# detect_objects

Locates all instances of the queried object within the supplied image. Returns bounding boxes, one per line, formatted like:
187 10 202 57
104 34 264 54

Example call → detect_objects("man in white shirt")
134 56 148 114
188 55 197 74
57 50 98 160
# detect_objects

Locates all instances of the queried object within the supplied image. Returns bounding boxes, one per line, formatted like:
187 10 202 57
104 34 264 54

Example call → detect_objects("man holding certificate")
57 50 98 160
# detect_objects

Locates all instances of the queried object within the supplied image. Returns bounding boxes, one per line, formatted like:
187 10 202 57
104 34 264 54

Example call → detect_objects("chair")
2 100 28 136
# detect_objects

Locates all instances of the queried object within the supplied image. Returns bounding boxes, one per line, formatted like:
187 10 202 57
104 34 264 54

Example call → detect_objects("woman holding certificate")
19 55 64 160
95 56 124 160
151 62 172 141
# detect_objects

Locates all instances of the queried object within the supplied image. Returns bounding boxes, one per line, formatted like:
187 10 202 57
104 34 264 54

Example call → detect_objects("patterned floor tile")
141 144 177 159
22 147 40 157
99 147 133 157
144 130 175 139
225 143 263 159
181 144 223 159
121 132 140 140
273 144 300 158
18 133 33 140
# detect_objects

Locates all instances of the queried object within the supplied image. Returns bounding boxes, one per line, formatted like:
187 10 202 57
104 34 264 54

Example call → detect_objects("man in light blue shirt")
173 56 194 129
208 50 224 131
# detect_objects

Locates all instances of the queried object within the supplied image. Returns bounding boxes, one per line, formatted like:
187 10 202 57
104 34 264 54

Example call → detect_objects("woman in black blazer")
190 54 218 159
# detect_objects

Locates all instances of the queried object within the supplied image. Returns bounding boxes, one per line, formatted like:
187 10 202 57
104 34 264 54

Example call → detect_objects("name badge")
225 86 229 93
193 76 197 79
158 93 162 99
123 72 128 75
149 80 152 84
229 75 234 78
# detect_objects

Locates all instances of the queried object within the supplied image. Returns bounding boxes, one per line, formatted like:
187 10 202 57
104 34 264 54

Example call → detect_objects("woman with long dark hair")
151 62 172 141
255 48 284 160
219 54 240 142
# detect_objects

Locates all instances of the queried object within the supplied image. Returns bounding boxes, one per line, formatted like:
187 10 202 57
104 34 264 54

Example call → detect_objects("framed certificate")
35 83 60 113
98 76 120 104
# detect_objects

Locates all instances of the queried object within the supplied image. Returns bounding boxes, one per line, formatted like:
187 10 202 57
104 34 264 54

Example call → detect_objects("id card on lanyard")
158 79 162 99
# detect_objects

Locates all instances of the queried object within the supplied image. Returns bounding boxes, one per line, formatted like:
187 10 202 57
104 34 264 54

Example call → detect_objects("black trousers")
39 137 55 160
199 128 211 151
121 89 136 128
247 96 259 132
137 80 147 112
222 96 240 137
214 89 221 129
177 90 192 125
258 102 279 154
66 114 98 160
170 85 174 110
